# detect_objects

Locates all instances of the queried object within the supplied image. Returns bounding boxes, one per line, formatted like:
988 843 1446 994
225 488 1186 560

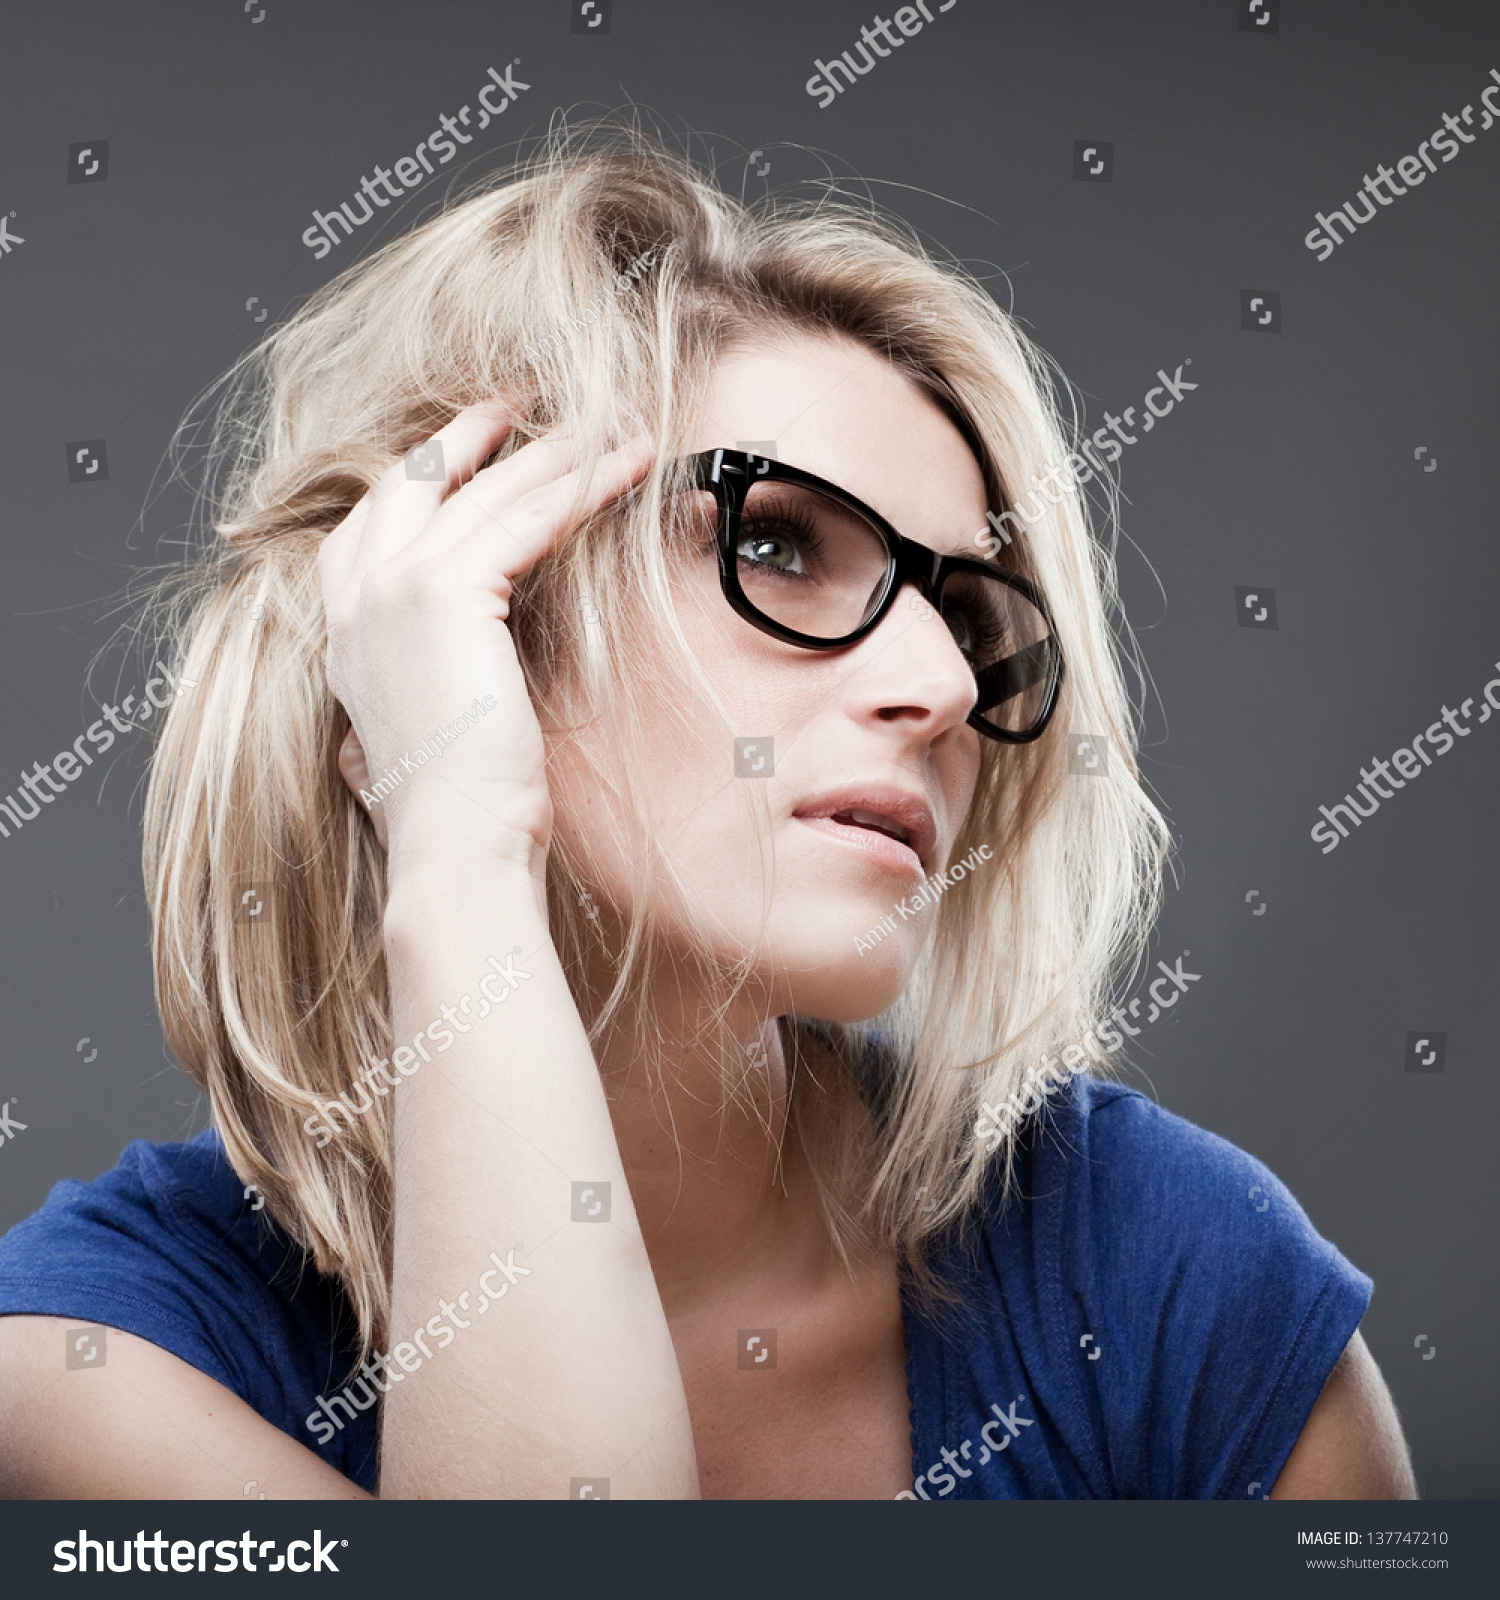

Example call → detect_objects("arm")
1269 1329 1417 1499
322 406 698 1498
0 1317 370 1499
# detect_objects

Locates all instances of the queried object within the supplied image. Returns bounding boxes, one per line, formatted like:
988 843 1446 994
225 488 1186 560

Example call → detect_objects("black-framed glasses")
672 448 1065 745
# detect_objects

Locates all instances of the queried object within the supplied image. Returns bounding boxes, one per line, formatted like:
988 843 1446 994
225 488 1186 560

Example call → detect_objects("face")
554 330 991 1022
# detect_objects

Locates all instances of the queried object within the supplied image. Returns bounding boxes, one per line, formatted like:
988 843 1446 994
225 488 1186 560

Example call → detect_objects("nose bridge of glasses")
890 534 943 604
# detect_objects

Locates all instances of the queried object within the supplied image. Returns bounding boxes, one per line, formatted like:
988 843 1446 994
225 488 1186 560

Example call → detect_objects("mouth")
791 787 937 877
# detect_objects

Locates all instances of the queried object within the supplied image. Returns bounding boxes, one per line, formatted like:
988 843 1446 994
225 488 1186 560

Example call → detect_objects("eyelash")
726 496 1013 665
735 506 827 578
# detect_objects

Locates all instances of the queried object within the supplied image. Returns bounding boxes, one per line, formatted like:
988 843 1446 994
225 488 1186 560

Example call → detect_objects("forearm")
375 838 699 1499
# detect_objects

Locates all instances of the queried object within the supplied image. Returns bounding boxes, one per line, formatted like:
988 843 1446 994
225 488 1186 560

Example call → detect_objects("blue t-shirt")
0 1074 1370 1498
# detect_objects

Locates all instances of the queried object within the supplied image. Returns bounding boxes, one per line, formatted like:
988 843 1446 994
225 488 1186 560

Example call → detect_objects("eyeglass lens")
732 478 1056 735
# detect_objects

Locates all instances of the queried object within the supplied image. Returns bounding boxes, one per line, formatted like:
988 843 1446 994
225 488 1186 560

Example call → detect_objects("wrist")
383 856 552 955
384 794 549 882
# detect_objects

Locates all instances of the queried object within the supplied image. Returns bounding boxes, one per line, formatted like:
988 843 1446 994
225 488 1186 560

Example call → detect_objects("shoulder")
966 1076 1373 1497
0 1131 374 1488
1035 1075 1324 1243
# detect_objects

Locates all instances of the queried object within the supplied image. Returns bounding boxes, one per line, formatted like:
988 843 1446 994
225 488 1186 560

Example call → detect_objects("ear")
337 725 388 848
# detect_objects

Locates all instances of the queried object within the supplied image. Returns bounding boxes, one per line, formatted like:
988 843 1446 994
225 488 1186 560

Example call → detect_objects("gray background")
0 0 1495 1497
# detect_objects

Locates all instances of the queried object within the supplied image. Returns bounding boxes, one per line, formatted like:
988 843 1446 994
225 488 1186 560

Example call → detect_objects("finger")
427 434 657 588
348 400 516 581
317 493 374 610
398 432 632 567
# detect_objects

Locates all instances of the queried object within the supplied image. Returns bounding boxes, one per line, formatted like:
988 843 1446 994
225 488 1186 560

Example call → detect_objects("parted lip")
790 783 939 869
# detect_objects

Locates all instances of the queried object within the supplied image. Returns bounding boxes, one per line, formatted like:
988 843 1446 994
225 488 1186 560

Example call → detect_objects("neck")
572 937 849 1316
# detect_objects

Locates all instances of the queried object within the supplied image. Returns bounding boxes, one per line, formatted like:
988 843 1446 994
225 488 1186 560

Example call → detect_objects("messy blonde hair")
143 122 1170 1358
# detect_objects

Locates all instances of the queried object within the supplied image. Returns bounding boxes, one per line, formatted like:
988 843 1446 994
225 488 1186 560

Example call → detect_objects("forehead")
688 331 988 559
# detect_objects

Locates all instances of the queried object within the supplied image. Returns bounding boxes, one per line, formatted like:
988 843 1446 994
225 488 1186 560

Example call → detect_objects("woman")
0 128 1415 1500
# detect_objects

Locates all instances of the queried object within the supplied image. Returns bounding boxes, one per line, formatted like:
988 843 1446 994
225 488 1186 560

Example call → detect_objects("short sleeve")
1051 1085 1373 1498
0 1134 378 1491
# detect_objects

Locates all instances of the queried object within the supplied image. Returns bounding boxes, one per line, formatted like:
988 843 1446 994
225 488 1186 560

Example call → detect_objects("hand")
318 402 654 872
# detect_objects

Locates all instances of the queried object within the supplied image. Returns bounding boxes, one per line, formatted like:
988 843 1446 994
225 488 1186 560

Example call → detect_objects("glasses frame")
676 447 1066 745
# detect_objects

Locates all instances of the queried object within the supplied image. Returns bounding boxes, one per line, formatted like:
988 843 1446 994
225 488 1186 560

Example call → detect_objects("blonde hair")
143 122 1170 1358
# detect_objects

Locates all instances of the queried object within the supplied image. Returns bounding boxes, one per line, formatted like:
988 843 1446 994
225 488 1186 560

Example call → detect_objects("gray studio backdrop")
1 0 1495 1497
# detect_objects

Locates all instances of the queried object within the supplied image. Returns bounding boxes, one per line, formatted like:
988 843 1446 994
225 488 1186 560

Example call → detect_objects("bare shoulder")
0 1315 372 1499
1270 1329 1417 1499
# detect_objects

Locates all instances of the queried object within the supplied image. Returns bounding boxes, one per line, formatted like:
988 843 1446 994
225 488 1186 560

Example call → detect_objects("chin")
767 936 916 1024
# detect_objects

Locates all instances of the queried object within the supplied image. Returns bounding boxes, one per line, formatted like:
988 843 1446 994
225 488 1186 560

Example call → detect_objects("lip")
790 783 939 877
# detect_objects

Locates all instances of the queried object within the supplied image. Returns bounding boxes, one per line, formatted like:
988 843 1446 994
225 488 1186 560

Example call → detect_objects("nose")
837 580 978 738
